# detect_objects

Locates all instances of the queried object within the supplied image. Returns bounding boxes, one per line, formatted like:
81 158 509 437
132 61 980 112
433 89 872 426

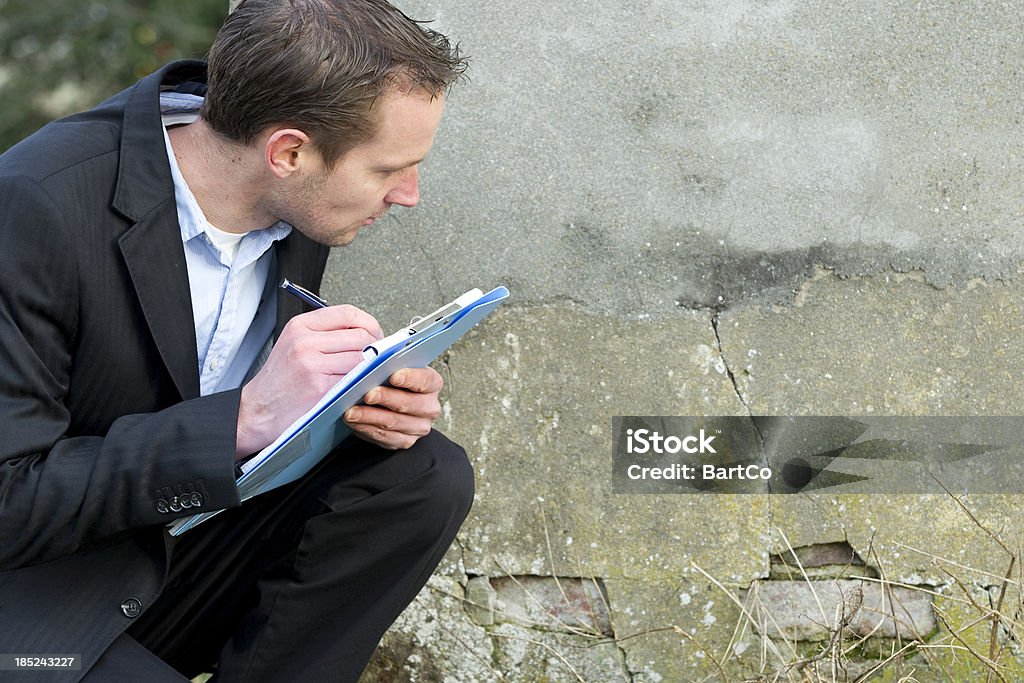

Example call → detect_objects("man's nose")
384 166 420 207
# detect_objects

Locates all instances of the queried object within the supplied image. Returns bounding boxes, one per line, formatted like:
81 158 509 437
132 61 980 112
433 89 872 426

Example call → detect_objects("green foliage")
0 0 227 151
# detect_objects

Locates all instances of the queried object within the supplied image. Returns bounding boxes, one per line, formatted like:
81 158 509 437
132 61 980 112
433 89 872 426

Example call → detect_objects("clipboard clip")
362 288 485 359
408 288 483 334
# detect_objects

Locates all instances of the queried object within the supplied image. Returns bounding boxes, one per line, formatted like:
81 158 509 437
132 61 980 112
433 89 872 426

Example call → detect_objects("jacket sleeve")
0 175 242 570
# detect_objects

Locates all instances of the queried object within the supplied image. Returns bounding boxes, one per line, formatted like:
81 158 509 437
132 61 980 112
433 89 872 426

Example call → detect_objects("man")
0 0 472 680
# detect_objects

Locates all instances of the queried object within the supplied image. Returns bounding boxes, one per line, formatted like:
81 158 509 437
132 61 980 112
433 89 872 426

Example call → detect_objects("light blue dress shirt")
160 92 292 395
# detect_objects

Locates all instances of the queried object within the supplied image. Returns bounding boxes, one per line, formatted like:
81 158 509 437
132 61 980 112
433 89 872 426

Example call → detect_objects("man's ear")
264 128 313 178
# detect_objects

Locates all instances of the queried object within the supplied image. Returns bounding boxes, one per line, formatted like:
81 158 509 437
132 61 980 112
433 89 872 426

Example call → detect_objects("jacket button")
169 497 182 512
120 597 143 618
156 499 169 513
190 492 203 507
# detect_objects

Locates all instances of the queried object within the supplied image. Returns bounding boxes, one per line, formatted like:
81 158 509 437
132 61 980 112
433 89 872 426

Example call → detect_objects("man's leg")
126 429 474 683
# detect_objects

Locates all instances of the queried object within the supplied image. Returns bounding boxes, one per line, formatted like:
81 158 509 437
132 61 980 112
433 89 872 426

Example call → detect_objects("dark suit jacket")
0 61 328 680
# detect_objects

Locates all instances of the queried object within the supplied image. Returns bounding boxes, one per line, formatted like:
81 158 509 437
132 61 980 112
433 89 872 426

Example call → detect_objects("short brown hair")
201 0 467 167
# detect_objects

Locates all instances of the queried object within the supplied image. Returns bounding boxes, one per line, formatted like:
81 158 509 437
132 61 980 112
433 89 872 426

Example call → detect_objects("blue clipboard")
169 286 509 535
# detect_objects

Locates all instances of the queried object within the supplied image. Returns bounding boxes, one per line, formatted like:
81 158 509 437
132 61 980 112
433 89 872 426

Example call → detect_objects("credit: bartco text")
625 463 773 481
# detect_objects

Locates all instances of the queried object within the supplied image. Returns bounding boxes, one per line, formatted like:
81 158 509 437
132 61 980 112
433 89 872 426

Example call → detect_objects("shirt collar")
158 92 293 248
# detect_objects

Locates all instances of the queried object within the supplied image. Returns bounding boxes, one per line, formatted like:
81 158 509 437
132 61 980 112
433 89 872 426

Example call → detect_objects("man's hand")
343 367 443 450
236 305 383 459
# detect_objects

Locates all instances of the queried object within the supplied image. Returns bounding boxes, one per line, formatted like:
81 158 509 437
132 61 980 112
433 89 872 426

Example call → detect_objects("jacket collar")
112 60 208 222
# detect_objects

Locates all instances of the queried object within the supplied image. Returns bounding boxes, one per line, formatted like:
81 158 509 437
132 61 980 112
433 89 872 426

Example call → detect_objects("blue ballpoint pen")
281 278 424 356
280 278 328 309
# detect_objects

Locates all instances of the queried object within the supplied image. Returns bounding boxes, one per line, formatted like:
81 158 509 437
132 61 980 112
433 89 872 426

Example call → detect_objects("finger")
309 327 379 355
321 350 370 377
363 386 441 419
344 406 433 437
301 304 383 339
348 424 421 451
388 367 444 394
291 348 366 378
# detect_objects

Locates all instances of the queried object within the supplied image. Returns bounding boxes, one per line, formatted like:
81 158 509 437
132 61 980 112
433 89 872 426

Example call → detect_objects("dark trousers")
84 429 474 682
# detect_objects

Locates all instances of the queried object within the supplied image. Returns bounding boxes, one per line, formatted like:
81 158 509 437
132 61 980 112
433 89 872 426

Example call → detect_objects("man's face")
274 89 446 247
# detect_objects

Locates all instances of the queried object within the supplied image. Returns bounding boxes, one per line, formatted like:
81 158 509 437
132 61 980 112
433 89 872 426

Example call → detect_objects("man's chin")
291 223 363 248
327 229 361 247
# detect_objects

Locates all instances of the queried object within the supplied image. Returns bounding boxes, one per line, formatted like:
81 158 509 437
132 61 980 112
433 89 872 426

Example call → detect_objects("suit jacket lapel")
118 210 200 401
109 60 206 401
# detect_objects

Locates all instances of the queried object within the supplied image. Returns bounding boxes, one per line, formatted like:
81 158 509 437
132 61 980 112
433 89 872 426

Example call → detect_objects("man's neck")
167 120 273 233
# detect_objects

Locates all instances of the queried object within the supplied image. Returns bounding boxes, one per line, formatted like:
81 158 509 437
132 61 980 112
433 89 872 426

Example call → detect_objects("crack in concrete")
612 636 637 683
710 312 751 417
453 535 469 583
440 352 454 396
710 313 767 463
712 312 773 545
415 240 445 302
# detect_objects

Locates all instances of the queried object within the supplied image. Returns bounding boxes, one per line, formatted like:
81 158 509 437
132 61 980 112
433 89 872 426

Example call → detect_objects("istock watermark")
625 427 718 454
611 416 1024 494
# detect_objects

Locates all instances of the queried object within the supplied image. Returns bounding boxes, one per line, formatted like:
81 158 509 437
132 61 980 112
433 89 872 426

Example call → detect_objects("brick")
464 575 497 626
490 576 612 636
769 541 878 580
749 580 936 642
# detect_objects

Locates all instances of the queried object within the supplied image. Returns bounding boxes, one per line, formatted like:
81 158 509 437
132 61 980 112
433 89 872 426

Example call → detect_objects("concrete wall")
326 1 1024 680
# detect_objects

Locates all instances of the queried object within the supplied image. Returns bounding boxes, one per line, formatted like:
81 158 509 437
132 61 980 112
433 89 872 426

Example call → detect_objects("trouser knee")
405 429 475 529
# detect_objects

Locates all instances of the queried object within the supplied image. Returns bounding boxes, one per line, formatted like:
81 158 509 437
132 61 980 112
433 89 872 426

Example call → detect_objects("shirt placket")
201 235 272 394
200 237 240 393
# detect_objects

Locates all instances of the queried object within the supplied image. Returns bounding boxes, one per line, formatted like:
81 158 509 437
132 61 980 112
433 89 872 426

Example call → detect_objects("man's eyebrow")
377 156 425 172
